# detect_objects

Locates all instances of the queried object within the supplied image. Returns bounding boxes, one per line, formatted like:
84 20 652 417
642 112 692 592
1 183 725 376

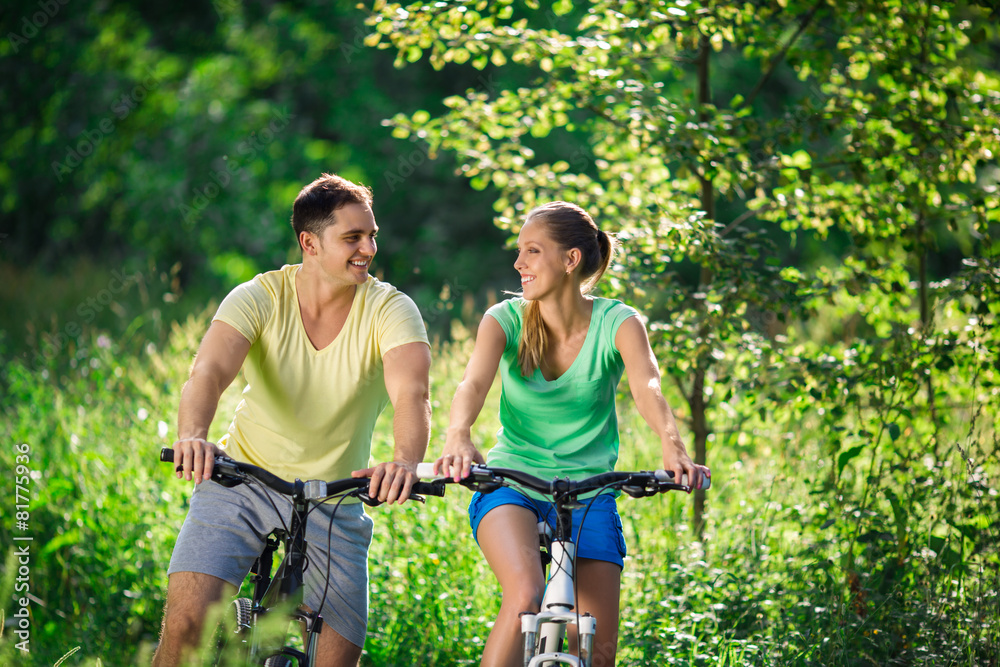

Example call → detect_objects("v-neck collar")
292 267 361 354
534 298 598 384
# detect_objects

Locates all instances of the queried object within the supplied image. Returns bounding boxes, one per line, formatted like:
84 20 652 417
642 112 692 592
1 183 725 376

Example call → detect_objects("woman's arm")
436 315 507 481
615 316 703 491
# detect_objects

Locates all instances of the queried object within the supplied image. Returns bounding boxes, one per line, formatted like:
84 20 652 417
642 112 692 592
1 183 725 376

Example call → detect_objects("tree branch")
720 205 770 237
740 0 824 110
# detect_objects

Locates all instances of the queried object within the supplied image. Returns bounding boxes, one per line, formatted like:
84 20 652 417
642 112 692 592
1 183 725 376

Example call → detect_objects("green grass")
1 265 997 666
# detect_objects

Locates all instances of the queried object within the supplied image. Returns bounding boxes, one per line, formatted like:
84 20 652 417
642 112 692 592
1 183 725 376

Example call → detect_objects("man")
152 173 431 667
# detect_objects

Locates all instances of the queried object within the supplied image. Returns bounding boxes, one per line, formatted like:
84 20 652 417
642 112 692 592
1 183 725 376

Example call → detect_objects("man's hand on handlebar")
172 437 223 484
352 460 418 505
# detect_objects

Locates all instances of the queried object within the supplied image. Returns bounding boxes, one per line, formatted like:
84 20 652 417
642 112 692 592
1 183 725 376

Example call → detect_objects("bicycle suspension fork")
252 490 321 665
519 503 596 667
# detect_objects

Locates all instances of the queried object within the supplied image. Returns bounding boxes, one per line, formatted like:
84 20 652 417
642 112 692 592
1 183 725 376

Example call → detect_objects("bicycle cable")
311 490 362 627
570 481 620 659
240 473 294 539
499 477 620 659
245 473 358 618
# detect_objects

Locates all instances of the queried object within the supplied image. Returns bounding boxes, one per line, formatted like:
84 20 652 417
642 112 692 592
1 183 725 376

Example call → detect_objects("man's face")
314 203 378 285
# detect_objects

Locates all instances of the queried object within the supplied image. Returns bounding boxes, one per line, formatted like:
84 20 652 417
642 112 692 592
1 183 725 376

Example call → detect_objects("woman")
434 201 706 667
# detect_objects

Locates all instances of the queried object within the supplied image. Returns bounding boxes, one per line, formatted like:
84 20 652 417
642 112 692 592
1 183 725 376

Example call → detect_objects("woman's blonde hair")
518 201 616 377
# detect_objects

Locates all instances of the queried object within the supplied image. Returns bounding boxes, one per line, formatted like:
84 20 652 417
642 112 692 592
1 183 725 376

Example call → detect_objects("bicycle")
160 447 444 667
415 462 711 667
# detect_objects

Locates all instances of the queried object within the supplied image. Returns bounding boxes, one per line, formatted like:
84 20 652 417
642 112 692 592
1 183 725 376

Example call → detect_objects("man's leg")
152 571 235 667
300 609 363 667
304 502 374 664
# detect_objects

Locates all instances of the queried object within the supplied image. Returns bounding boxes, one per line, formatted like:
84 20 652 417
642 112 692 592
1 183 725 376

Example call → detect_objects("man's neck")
295 262 359 316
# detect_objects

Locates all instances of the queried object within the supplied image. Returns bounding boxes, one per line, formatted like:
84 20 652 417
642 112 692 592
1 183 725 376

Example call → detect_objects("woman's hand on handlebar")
172 437 223 484
434 432 485 482
663 446 706 493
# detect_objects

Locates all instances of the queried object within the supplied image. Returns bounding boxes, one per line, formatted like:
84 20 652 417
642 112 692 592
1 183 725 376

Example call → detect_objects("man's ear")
300 230 318 256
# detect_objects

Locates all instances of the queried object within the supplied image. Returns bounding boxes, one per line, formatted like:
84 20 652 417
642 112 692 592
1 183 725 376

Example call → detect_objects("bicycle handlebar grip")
415 462 440 479
410 481 445 497
654 468 711 490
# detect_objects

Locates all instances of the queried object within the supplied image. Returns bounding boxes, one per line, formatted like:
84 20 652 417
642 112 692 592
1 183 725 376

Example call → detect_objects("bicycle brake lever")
469 480 504 494
621 484 656 498
210 457 245 488
213 475 245 488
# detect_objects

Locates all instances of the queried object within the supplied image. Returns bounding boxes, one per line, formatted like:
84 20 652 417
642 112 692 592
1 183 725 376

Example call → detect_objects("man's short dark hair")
291 173 374 244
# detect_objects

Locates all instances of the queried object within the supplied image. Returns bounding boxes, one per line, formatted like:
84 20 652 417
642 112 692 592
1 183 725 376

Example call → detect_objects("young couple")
153 173 706 667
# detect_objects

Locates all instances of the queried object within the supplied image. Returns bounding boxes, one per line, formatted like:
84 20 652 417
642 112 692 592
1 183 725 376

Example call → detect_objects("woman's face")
514 217 572 300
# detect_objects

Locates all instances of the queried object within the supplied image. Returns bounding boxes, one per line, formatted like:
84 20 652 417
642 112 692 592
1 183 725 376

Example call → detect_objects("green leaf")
848 60 870 80
552 0 573 16
887 422 901 442
837 445 865 476
780 150 812 170
42 528 82 556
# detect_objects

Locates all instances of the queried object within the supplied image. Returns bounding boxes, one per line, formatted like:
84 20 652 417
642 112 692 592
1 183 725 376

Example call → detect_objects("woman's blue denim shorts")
468 486 627 568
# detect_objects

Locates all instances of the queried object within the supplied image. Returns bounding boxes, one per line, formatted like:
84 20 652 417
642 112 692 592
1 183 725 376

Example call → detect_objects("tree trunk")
690 363 709 535
691 33 715 537
916 214 939 453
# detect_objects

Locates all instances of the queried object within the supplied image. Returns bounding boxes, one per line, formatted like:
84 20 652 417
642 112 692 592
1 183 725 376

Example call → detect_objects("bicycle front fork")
518 538 595 667
520 611 595 667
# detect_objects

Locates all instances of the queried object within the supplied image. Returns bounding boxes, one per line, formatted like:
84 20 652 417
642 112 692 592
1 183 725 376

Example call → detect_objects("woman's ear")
565 247 582 274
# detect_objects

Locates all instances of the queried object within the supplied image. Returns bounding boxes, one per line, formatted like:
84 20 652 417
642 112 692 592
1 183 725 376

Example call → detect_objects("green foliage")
1 0 514 336
0 328 188 663
361 1 1000 663
1 268 998 665
3 0 1000 665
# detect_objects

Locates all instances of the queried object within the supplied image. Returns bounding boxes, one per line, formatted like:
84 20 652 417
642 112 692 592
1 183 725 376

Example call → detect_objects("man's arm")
355 341 432 504
173 321 251 483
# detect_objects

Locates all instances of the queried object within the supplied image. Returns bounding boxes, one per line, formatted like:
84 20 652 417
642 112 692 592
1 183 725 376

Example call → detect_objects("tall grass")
1 265 997 666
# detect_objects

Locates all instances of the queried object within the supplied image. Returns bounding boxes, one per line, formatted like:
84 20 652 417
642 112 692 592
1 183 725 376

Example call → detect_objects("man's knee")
161 572 232 637
313 616 363 667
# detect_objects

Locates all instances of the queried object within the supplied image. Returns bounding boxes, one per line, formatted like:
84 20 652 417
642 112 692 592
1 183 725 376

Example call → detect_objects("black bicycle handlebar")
160 448 445 502
416 463 710 499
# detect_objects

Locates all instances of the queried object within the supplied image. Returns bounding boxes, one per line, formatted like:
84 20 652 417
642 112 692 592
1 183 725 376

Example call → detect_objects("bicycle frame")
520 503 596 667
243 493 322 666
414 462 710 667
162 448 444 667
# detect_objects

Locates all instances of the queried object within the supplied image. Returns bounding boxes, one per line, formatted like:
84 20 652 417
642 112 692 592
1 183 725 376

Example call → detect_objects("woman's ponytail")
516 201 616 377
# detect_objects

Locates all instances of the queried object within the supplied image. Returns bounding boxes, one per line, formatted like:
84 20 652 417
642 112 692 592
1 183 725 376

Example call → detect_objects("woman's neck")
537 291 592 342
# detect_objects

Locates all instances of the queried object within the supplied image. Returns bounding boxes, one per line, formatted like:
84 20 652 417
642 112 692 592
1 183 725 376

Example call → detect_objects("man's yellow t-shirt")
212 264 429 482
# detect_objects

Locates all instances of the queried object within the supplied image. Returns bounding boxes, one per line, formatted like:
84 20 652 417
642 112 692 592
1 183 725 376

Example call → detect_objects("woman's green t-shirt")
484 297 639 490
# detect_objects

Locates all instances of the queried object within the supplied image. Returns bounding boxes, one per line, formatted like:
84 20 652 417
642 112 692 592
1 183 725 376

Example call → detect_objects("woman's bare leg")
476 505 546 667
567 558 621 667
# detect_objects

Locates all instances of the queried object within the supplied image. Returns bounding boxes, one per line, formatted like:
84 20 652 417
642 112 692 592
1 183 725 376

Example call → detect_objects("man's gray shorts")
167 478 374 648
